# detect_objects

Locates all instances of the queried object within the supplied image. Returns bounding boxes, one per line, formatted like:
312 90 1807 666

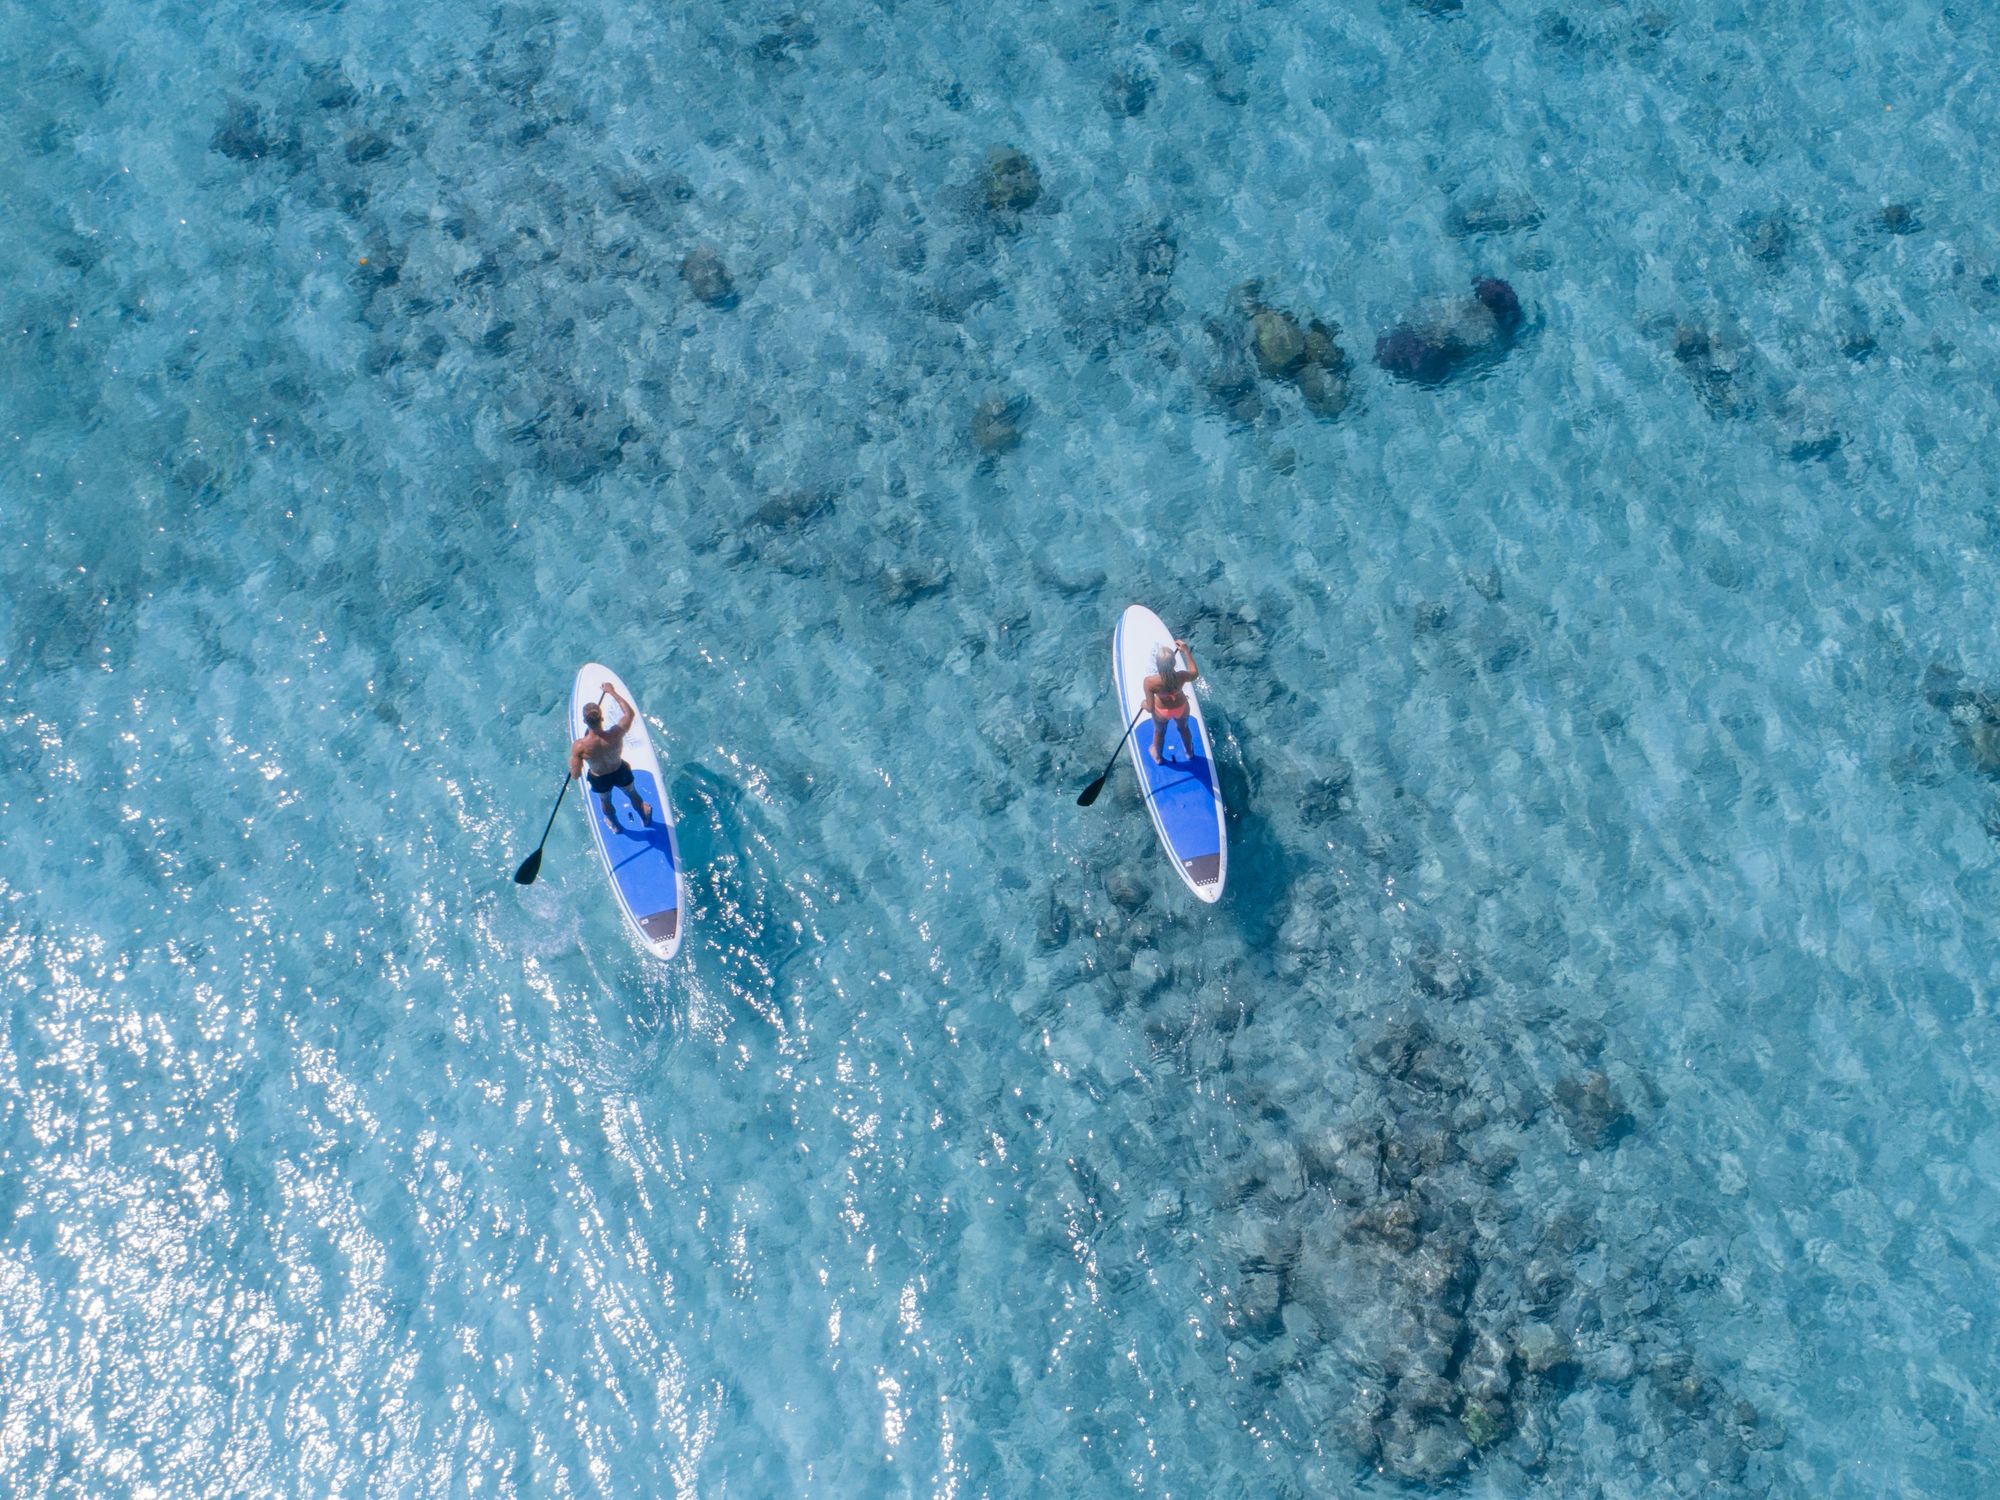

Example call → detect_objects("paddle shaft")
533 773 572 848
1086 707 1150 787
514 773 572 883
1077 645 1184 806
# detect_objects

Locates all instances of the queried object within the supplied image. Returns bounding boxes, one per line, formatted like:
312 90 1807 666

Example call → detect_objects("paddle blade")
1076 776 1107 808
513 849 544 885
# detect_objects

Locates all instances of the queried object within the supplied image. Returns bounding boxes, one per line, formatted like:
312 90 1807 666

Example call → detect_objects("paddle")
513 774 572 884
1076 644 1184 807
1076 706 1150 807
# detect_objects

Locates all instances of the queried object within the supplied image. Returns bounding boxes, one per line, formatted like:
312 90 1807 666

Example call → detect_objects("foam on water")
4 0 2000 1494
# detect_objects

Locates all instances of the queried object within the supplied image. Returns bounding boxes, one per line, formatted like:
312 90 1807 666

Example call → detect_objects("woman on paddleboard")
570 681 653 826
1143 640 1200 765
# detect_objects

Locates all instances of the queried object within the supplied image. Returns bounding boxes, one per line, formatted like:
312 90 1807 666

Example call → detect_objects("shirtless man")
569 680 652 826
1143 639 1200 765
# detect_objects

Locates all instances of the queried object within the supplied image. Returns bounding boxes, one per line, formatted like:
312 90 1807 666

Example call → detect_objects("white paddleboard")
569 664 684 958
1113 605 1227 902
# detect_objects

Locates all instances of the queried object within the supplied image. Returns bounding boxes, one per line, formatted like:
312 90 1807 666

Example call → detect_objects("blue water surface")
4 0 2000 1494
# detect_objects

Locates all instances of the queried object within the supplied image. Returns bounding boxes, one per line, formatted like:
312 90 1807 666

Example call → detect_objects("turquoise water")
4 0 1999 1492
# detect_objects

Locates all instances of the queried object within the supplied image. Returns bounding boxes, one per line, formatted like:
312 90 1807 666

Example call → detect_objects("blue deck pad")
1134 719 1223 879
588 767 680 940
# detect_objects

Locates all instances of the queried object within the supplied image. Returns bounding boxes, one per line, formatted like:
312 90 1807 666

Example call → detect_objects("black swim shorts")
586 764 635 795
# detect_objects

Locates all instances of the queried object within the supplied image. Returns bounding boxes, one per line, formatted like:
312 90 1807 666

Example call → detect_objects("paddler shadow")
594 769 673 838
668 760 819 1044
601 809 676 866
1201 706 1300 944
1145 752 1212 796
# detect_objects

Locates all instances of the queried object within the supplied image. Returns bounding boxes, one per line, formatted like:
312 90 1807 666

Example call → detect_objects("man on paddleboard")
569 681 653 826
1143 640 1200 765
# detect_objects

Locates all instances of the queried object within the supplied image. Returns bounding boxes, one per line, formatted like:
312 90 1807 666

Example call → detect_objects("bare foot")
636 801 652 824
1149 744 1163 765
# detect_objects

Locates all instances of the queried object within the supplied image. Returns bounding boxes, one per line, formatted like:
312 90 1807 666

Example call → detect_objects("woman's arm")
1175 639 1199 681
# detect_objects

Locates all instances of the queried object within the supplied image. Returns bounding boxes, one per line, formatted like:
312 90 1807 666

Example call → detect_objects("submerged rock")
1733 1399 1786 1451
610 168 694 230
1668 321 1750 419
1127 223 1178 321
1382 1412 1472 1480
307 66 360 113
1105 867 1149 912
1294 754 1355 826
531 399 635 485
1132 223 1177 284
1230 1269 1283 1333
750 487 832 531
1447 193 1543 238
1375 276 1525 386
344 129 395 165
1537 11 1585 48
1195 317 1265 423
1745 211 1792 263
750 16 818 62
680 247 737 308
1475 275 1524 335
1877 201 1921 235
1169 918 1785 1486
1923 661 1977 713
1460 1397 1507 1447
1923 663 2000 777
1292 362 1349 417
1374 325 1452 385
1302 316 1351 376
1101 66 1154 117
1671 323 1713 364
1350 1195 1421 1253
970 392 1027 454
1128 947 1169 996
1458 1329 1513 1401
878 558 951 606
1554 1068 1634 1148
1357 1021 1429 1082
1411 947 1478 1003
1967 712 2000 778
1586 1335 1638 1385
1227 284 1353 418
1165 34 1250 104
1397 1370 1458 1415
984 147 1042 213
1036 891 1071 951
1304 1120 1382 1200
211 102 298 164
1251 308 1308 378
1513 1321 1572 1374
1337 1383 1388 1462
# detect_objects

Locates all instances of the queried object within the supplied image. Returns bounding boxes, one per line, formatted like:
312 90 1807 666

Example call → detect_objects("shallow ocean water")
4 0 2000 1493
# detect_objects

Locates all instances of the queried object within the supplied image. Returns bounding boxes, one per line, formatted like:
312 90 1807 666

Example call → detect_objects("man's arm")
602 683 638 741
568 739 588 778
